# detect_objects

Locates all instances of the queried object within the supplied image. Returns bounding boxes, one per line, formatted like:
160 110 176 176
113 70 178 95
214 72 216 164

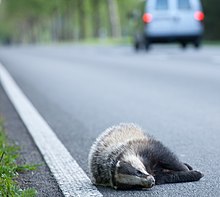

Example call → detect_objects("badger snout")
141 175 155 188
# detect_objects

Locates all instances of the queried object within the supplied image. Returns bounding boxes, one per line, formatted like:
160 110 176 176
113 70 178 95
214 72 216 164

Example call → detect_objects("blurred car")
133 0 205 50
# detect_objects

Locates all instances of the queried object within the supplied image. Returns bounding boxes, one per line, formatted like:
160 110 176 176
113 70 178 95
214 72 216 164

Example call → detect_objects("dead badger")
88 123 203 190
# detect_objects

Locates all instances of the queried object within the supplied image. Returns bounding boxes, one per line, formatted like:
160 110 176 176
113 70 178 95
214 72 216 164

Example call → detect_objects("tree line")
0 0 219 44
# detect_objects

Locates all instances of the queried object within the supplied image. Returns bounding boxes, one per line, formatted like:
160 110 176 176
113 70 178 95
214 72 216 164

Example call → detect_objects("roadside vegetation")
0 118 37 197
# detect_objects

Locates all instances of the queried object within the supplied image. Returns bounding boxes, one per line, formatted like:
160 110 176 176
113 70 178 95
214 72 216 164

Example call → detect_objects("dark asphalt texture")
0 45 220 197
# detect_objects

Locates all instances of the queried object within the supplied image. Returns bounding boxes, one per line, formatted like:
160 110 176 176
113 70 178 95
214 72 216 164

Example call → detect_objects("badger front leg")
154 170 203 185
158 159 192 172
153 155 203 184
150 147 203 184
149 141 194 172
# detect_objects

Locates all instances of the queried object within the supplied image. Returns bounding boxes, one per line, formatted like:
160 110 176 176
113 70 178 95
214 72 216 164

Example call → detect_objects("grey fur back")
88 123 149 187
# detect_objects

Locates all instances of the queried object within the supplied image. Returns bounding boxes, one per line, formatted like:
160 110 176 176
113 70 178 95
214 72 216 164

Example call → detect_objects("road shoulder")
0 84 64 197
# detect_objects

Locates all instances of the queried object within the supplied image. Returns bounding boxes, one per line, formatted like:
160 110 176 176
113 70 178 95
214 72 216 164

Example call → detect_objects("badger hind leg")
155 170 204 185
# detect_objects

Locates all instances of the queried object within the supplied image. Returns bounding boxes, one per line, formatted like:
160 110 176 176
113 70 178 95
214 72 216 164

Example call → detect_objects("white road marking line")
0 63 103 197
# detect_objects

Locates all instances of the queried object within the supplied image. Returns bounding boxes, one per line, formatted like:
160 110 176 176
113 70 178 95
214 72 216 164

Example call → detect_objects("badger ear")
116 160 128 168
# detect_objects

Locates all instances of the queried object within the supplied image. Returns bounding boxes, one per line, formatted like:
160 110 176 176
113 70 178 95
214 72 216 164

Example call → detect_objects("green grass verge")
0 118 37 197
53 37 132 46
203 40 220 46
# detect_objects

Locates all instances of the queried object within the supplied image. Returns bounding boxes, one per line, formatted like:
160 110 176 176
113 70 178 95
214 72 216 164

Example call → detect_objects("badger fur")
88 123 203 190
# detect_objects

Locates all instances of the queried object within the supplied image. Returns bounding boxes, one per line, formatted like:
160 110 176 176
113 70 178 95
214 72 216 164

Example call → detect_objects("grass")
203 40 220 46
0 118 38 197
51 36 132 46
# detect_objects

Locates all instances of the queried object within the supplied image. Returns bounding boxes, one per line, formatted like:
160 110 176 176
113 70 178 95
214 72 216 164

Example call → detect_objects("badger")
88 123 203 190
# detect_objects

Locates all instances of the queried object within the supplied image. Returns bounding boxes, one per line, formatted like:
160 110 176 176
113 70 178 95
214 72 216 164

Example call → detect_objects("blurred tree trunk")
92 0 101 38
107 0 121 38
77 0 86 40
61 1 74 41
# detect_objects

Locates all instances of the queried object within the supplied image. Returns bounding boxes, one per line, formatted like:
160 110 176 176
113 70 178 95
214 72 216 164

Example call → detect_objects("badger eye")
136 170 143 176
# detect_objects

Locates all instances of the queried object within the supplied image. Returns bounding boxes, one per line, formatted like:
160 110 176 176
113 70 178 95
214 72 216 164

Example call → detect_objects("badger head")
113 154 155 190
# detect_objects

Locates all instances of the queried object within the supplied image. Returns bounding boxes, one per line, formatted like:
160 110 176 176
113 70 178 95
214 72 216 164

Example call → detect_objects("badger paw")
190 170 204 181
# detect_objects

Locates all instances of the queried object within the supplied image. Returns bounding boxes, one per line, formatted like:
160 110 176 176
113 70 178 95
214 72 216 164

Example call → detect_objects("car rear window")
155 0 168 10
178 0 191 10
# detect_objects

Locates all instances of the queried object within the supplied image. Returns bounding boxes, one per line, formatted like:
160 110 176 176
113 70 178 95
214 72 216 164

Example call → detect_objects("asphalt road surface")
0 44 220 197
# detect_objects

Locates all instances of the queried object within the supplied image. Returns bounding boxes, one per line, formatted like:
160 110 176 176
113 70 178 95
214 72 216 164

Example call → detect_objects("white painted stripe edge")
0 63 102 197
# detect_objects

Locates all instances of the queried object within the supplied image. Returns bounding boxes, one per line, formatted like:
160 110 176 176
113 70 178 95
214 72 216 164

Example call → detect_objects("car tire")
193 39 201 49
134 34 142 51
145 39 151 51
180 42 187 49
134 41 141 51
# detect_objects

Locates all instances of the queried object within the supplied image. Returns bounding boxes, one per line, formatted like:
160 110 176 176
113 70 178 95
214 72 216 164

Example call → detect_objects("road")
0 44 220 197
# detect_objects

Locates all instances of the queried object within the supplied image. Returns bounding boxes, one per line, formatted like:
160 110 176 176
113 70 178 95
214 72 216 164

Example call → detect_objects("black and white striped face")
114 156 155 190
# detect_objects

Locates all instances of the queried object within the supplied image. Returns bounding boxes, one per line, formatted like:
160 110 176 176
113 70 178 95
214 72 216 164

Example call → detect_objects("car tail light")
143 13 152 23
194 11 205 21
